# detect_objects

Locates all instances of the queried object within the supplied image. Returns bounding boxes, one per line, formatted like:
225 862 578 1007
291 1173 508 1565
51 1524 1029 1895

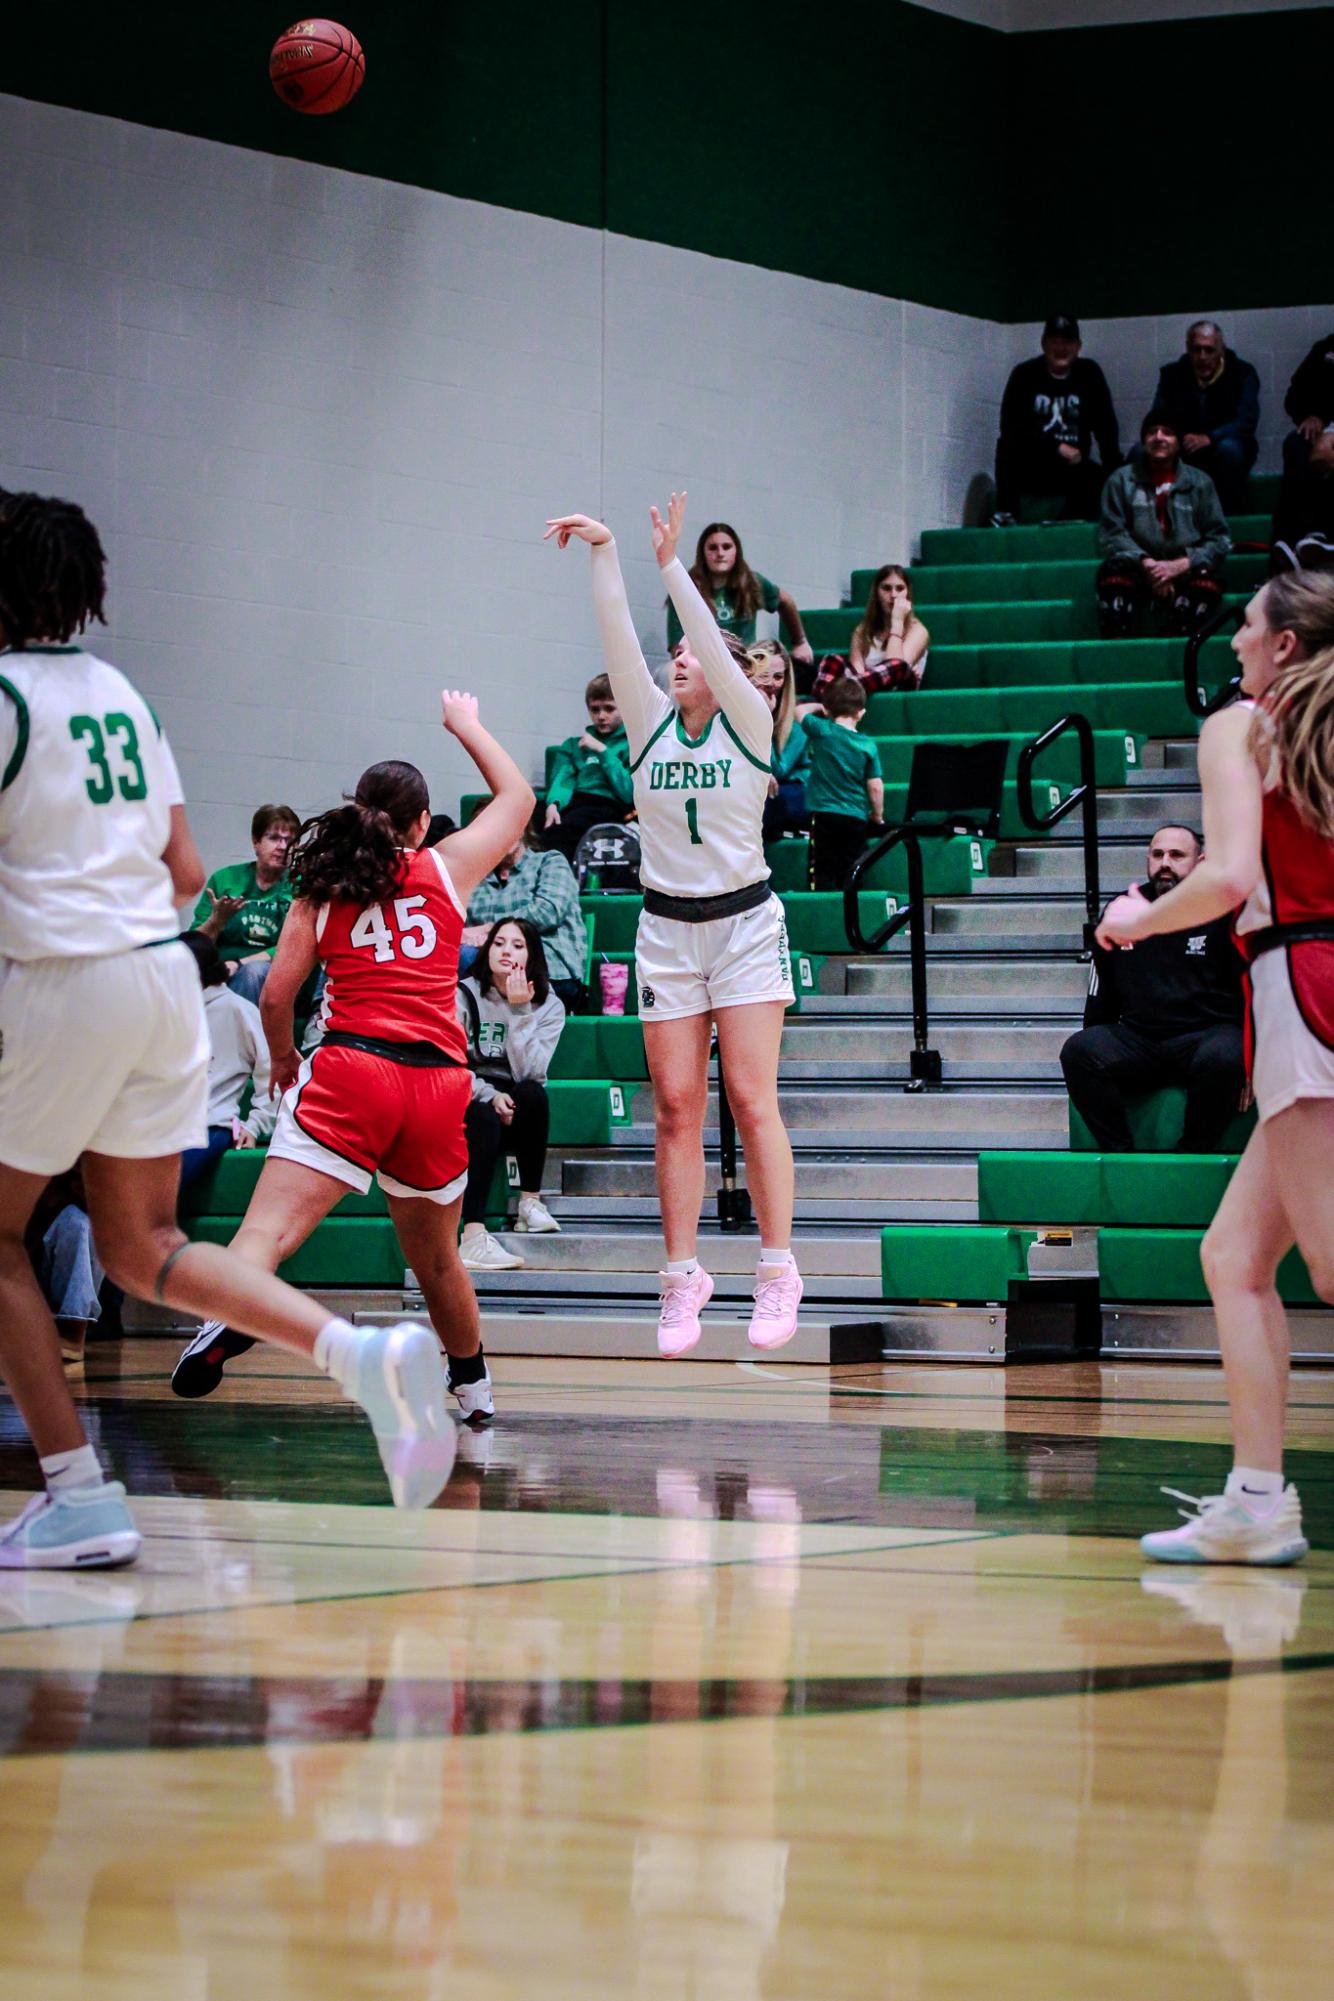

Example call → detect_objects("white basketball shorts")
634 894 794 1022
0 942 209 1176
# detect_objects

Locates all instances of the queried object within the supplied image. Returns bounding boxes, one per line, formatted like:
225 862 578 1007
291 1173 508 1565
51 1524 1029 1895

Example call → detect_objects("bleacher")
180 471 1333 1361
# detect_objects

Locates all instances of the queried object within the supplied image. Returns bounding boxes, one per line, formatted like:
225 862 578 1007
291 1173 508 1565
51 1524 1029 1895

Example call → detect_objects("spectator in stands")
803 677 884 892
1271 423 1334 575
666 522 813 672
1061 825 1245 1152
1096 412 1231 638
1151 320 1259 513
994 315 1120 524
744 639 810 842
25 1166 101 1376
457 919 566 1270
177 931 277 1197
1281 327 1334 485
811 565 931 703
192 803 300 1003
542 673 634 862
464 813 589 1013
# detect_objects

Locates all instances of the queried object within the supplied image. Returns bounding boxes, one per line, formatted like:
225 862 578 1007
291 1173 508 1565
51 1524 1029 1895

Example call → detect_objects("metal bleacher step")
1010 841 1157 880
778 1020 1069 1079
843 958 1087 1008
1097 783 1202 829
478 1229 883 1279
559 1151 977 1203
930 897 1085 936
621 1083 1069 1136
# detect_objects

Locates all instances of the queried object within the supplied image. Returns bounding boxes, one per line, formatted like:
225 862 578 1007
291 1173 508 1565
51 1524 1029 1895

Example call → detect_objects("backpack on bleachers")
572 821 642 893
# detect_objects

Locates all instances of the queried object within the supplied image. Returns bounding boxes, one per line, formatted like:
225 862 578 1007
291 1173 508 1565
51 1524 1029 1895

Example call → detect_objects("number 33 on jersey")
313 843 469 1059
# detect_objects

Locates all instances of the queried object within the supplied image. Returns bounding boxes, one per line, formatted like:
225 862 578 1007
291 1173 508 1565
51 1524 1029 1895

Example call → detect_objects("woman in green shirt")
665 521 812 669
191 802 300 1002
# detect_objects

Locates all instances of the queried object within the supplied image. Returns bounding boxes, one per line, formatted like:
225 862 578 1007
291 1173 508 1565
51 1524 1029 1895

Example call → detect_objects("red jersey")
315 844 468 1061
1237 785 1334 1058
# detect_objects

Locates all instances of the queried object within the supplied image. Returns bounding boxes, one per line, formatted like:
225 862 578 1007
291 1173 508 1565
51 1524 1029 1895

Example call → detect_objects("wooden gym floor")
2 1341 1332 1999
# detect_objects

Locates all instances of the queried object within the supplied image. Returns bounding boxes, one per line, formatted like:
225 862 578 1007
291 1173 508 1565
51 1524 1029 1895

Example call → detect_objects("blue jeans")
179 1125 233 1199
37 1206 103 1322
227 959 270 1003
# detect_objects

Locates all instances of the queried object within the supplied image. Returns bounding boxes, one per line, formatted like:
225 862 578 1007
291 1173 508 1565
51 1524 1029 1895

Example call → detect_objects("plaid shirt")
466 847 588 984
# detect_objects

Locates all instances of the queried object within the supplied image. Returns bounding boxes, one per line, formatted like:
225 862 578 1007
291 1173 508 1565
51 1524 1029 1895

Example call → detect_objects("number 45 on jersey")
349 896 438 962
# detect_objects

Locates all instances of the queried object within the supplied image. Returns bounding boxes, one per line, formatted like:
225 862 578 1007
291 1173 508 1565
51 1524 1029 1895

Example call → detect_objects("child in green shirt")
802 678 884 891
541 673 634 863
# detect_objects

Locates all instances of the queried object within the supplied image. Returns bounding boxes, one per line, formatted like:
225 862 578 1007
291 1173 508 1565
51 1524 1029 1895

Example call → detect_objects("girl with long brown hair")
666 521 813 669
811 564 930 704
1098 569 1334 1563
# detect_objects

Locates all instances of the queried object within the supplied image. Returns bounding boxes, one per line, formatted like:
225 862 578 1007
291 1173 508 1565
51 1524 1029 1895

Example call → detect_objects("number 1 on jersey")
684 798 702 846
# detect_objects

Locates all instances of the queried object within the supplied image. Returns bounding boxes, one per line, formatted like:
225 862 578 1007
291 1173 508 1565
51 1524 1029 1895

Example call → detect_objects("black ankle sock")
447 1345 487 1387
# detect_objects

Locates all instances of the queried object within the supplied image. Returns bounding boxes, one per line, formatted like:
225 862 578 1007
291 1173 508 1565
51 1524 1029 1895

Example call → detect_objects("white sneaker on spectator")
515 1194 561 1234
460 1229 524 1272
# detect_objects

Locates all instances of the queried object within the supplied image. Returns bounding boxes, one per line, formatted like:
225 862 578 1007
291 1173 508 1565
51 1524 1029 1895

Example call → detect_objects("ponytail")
1251 644 1334 841
287 758 429 907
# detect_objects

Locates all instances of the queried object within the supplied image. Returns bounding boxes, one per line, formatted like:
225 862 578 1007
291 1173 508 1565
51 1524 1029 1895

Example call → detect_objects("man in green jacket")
191 803 300 1002
541 673 634 864
1096 412 1231 638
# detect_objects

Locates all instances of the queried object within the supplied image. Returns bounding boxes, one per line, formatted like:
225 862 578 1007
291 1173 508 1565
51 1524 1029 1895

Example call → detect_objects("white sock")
665 1258 699 1277
41 1444 104 1493
312 1316 361 1392
758 1246 792 1268
461 1221 485 1241
1227 1464 1285 1512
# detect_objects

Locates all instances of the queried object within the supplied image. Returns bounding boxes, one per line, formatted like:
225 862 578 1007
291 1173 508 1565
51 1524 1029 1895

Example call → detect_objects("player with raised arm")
170 704 535 1428
545 494 802 1357
1097 570 1334 1565
0 494 461 1565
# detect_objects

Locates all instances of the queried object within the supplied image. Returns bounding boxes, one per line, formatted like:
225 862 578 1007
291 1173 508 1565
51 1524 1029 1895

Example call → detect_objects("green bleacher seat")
868 730 1141 787
863 680 1196 742
918 513 1271 568
881 1225 1035 1303
1099 1230 1317 1306
548 1016 648 1082
1069 1091 1255 1154
855 552 1271 608
977 1150 1237 1227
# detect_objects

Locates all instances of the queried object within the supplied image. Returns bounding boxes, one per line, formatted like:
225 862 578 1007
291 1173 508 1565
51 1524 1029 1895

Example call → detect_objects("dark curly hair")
0 490 108 648
288 760 430 907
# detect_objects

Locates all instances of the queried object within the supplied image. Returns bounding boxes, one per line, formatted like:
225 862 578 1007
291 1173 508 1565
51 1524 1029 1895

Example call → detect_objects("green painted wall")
4 4 1325 321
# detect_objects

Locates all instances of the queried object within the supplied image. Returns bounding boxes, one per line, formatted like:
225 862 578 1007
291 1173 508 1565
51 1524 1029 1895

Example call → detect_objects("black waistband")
321 1029 463 1069
641 880 772 924
1244 920 1334 961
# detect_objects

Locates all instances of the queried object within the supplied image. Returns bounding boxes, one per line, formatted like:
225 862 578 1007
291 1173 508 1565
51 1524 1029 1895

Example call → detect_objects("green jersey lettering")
684 797 702 845
69 710 151 805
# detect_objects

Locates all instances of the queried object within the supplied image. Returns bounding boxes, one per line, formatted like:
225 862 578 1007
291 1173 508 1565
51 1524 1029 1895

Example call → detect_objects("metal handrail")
844 825 941 1089
1184 596 1245 717
1016 712 1101 952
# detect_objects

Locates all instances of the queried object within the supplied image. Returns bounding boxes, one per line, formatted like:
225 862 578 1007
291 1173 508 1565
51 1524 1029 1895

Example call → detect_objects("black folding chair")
897 738 1010 840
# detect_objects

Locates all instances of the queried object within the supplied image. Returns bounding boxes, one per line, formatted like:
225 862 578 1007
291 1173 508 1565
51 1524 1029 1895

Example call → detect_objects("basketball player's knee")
725 1076 778 1132
1200 1223 1271 1300
655 1081 705 1133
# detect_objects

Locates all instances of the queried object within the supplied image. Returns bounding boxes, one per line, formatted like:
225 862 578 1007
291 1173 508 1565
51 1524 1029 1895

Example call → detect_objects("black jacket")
1153 351 1260 450
999 355 1121 471
1084 888 1243 1039
1284 332 1334 427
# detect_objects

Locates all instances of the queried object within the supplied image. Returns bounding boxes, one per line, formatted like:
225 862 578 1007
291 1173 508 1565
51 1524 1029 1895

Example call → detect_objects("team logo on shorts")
640 984 656 1009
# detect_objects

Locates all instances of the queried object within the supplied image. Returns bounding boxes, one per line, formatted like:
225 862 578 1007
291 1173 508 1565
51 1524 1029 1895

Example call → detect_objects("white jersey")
0 646 185 960
628 697 771 896
588 545 773 898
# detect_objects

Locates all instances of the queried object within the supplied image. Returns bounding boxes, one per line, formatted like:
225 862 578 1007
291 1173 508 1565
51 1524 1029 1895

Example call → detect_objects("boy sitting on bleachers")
802 677 884 892
542 673 634 863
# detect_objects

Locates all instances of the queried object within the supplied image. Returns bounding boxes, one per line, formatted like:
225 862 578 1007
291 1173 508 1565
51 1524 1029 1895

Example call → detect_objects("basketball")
269 19 365 116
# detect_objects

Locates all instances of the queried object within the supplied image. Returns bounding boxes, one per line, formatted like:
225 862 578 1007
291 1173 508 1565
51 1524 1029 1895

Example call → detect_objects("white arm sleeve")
661 557 773 760
589 538 671 758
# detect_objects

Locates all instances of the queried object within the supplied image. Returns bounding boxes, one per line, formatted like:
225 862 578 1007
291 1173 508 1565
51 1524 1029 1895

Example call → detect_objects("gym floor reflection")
1 1345 1331 2000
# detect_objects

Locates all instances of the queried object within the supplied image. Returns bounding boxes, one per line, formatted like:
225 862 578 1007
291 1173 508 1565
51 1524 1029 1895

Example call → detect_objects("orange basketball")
269 18 365 115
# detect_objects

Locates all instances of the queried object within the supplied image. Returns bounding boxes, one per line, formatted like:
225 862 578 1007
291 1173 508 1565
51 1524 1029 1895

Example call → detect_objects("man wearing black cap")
994 316 1121 524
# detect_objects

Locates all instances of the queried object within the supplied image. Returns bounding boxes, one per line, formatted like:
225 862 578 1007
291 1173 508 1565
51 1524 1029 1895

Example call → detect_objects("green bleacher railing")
1016 711 1101 952
843 826 941 1089
1184 596 1245 718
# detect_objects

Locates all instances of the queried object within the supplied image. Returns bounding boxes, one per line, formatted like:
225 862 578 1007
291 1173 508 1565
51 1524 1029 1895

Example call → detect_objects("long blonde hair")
745 638 796 750
1248 571 1334 837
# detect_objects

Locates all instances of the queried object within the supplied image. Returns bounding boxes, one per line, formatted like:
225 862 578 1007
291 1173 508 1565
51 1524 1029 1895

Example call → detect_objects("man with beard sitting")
1060 825 1246 1152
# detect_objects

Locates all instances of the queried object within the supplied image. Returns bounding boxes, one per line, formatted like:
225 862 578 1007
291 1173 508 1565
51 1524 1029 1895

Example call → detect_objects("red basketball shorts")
269 1043 471 1203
